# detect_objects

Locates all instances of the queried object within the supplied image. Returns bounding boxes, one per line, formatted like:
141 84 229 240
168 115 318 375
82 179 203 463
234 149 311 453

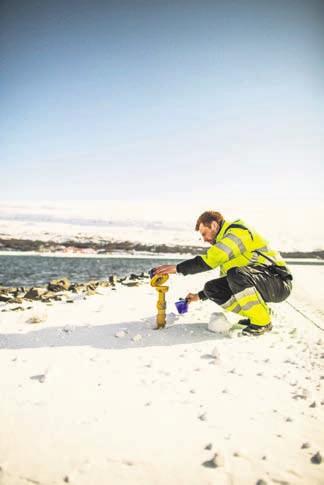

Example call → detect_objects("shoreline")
1 236 324 260
0 251 324 266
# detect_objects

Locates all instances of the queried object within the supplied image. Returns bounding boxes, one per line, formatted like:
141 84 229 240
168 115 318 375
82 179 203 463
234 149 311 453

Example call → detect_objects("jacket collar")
215 220 230 243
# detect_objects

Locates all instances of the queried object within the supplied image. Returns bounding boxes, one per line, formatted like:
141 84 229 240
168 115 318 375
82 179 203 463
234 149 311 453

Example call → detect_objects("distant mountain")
1 201 324 252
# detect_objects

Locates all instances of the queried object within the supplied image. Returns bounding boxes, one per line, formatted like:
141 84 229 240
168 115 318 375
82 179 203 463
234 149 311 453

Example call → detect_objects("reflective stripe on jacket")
200 219 287 276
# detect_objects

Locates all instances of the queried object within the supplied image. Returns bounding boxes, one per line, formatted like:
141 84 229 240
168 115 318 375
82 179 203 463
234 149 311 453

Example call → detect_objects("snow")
0 265 323 484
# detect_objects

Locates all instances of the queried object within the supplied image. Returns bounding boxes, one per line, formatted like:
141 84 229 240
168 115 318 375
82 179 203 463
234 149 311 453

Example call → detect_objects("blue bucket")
175 298 188 314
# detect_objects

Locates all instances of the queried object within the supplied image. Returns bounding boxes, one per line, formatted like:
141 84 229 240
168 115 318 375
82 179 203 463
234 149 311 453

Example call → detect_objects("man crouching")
152 211 292 336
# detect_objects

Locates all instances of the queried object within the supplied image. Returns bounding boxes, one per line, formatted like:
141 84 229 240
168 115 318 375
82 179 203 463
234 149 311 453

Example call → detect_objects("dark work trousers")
202 265 292 305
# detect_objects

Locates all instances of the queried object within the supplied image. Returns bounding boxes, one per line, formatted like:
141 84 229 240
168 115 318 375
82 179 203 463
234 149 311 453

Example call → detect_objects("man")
152 211 292 336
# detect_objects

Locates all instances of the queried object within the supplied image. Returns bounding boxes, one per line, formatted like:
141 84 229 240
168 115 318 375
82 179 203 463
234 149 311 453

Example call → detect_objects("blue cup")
175 298 188 314
149 268 155 279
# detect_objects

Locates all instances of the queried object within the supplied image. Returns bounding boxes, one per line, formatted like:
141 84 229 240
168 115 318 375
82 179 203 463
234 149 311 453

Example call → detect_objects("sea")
0 254 183 287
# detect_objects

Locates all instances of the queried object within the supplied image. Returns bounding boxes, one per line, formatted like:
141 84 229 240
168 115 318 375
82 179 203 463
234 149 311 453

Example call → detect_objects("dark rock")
311 451 322 464
129 273 140 280
30 374 46 383
87 281 100 290
87 284 96 291
301 442 311 449
202 453 224 468
25 287 47 300
70 283 86 293
309 401 316 408
205 443 212 450
198 413 207 421
109 275 117 285
201 353 216 360
256 480 267 485
202 458 217 469
48 277 71 292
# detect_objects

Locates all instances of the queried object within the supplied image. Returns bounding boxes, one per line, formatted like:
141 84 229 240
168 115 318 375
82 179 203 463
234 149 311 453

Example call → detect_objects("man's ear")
211 221 219 232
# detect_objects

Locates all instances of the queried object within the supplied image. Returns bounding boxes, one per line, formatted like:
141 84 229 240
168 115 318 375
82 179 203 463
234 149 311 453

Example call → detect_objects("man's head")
195 211 224 244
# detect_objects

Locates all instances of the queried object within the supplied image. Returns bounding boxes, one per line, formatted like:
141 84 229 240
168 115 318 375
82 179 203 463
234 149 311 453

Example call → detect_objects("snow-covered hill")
0 200 323 252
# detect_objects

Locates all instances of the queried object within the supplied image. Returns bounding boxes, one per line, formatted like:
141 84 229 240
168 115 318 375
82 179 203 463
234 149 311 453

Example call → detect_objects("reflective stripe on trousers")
202 265 292 326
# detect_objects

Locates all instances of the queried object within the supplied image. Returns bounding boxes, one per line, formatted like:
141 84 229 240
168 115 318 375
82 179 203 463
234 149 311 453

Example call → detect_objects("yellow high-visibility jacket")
176 219 288 276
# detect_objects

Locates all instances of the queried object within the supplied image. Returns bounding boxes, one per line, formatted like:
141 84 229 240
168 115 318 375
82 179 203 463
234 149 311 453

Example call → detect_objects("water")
1 254 321 289
0 254 182 287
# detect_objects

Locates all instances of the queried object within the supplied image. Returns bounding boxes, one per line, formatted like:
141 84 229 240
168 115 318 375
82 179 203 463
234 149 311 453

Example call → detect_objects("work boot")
242 322 272 336
238 318 251 326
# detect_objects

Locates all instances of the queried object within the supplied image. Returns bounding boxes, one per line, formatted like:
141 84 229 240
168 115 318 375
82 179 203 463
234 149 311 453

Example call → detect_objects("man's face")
199 222 219 244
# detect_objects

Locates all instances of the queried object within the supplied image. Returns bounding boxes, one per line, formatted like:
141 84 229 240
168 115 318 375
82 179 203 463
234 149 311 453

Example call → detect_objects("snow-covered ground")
0 265 323 484
1 200 324 251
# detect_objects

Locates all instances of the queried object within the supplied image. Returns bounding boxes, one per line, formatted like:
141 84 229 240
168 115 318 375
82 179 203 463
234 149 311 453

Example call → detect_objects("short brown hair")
195 211 224 231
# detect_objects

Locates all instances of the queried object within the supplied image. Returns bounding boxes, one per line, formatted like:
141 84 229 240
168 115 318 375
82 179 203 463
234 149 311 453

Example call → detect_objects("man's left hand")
152 265 177 275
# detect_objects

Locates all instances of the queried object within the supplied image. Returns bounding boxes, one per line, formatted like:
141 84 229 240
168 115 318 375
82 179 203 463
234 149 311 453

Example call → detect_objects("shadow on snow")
0 313 230 350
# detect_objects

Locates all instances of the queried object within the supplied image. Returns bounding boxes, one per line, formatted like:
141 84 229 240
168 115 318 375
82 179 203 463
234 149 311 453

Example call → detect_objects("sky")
1 0 324 206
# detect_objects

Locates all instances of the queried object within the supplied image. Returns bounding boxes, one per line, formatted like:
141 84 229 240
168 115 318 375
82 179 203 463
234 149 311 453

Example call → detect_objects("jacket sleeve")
200 229 253 269
176 256 211 275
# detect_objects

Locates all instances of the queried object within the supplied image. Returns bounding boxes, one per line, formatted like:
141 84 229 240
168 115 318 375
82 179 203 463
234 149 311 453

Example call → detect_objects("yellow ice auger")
150 273 169 329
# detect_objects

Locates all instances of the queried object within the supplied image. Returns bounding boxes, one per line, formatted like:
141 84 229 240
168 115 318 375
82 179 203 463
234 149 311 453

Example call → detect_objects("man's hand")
152 265 177 275
185 292 200 303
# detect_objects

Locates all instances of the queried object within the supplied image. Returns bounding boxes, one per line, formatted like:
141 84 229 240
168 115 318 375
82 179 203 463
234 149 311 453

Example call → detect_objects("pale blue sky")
1 0 323 204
